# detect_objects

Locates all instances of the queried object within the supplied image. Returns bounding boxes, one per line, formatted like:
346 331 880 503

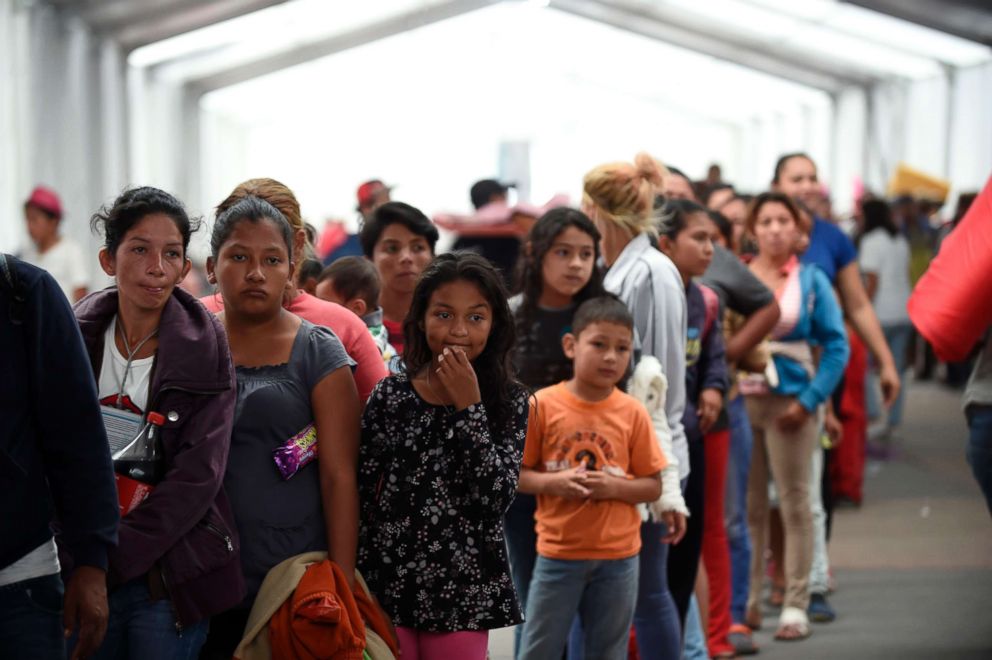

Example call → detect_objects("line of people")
2 149 909 660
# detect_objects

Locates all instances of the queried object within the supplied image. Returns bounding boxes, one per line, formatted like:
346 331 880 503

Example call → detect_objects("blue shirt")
801 217 856 284
773 265 850 411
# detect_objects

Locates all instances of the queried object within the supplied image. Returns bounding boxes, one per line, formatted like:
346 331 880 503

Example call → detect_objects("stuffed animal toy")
629 356 690 521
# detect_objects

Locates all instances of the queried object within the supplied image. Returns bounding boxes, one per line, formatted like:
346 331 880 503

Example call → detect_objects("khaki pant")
745 394 820 614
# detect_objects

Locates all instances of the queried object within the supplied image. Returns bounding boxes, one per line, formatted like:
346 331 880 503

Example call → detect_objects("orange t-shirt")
522 383 667 560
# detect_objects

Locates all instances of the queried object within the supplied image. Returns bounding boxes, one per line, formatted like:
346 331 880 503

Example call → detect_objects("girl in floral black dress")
357 252 528 660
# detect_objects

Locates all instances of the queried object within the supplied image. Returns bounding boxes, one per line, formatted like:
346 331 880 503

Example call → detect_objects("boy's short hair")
318 256 381 310
297 258 323 284
572 294 634 337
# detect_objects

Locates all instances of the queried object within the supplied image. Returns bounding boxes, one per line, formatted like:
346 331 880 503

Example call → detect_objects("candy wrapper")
272 423 318 480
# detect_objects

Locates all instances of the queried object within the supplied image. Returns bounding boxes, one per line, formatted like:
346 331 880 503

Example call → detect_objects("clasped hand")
546 465 620 501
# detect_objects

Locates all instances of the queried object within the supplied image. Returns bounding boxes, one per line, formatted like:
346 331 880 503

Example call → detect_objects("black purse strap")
0 253 26 325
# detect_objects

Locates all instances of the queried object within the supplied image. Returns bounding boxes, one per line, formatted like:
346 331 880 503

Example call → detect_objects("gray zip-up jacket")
604 233 690 480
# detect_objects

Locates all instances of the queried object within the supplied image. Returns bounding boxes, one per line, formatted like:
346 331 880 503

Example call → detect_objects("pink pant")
395 626 489 660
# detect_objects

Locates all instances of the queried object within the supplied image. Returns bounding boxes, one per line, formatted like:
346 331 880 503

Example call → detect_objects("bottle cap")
146 411 166 426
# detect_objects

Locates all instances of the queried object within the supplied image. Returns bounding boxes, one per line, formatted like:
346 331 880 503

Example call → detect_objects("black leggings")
199 608 249 660
666 434 706 628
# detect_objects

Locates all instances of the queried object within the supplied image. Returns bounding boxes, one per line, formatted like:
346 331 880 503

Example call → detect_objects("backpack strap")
0 253 26 325
699 283 720 342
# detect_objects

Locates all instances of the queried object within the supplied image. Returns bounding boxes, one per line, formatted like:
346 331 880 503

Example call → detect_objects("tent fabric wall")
0 1 127 289
2 0 989 257
863 61 992 207
949 61 992 197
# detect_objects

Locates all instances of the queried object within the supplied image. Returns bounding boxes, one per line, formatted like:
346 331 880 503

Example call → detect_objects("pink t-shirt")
200 290 388 401
770 256 802 340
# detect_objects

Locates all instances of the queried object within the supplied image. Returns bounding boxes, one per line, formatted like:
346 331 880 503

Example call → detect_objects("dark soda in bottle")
113 411 165 515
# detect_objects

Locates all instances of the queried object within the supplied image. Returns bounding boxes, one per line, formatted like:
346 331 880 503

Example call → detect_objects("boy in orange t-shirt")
518 296 666 660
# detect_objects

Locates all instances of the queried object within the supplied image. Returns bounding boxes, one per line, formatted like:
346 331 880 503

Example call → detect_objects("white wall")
948 61 992 197
0 0 126 291
831 86 869 212
859 62 992 214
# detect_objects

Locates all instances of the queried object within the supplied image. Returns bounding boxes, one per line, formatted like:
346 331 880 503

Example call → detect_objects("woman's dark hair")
513 207 606 337
706 209 733 246
91 186 200 257
359 201 439 258
860 199 899 238
210 196 293 258
952 192 977 227
745 191 805 236
403 252 520 430
772 152 813 184
704 183 735 207
658 199 708 239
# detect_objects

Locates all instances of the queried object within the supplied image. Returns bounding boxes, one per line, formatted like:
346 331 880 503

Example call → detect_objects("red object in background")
832 327 868 504
908 174 992 362
25 185 63 218
702 429 734 658
316 221 348 261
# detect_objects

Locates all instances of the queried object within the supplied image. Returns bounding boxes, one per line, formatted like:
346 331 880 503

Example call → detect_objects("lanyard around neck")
114 316 158 409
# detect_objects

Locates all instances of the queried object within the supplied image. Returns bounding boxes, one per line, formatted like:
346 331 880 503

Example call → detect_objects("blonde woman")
580 153 687 658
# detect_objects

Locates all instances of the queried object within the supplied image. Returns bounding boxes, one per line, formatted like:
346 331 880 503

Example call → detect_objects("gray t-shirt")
965 334 992 411
699 245 774 316
225 319 355 603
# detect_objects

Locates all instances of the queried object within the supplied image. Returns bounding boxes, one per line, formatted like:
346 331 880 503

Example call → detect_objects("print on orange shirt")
523 383 666 562
543 428 627 478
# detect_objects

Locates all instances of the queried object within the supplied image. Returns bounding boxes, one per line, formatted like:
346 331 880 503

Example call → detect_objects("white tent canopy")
2 0 990 263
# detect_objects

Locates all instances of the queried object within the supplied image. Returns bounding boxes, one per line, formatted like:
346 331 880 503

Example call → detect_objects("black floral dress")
357 373 529 632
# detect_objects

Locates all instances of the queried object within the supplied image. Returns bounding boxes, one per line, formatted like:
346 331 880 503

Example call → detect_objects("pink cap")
25 186 63 219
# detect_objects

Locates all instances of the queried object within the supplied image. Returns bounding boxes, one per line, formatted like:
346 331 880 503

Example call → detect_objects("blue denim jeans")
681 596 708 660
724 395 753 623
632 521 682 660
0 573 65 659
866 323 913 427
966 404 992 516
520 555 638 660
87 578 208 660
505 494 538 657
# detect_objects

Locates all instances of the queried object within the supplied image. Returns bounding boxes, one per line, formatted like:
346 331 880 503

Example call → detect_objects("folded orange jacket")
268 560 365 660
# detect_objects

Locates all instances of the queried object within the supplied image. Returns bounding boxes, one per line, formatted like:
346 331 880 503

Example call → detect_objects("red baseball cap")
356 179 391 209
25 185 63 219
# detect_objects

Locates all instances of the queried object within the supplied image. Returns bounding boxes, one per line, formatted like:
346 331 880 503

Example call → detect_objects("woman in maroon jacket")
73 187 243 658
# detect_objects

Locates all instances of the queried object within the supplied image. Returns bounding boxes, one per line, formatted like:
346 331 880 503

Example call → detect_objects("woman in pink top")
201 178 387 401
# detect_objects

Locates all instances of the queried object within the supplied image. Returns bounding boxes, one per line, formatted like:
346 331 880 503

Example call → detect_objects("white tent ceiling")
113 0 989 223
5 0 989 257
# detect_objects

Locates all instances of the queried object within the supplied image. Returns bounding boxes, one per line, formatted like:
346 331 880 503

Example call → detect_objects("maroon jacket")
75 286 245 626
